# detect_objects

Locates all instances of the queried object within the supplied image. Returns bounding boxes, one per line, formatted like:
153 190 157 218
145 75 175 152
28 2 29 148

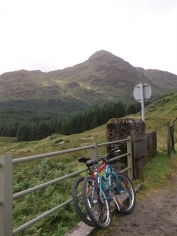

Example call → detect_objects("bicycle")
72 154 111 227
81 148 135 229
72 148 135 227
72 157 96 227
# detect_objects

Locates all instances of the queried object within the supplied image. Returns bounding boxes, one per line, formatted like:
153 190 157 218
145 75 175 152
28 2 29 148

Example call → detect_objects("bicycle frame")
91 161 127 202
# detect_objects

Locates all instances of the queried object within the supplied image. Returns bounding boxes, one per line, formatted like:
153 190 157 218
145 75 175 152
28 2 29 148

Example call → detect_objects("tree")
17 122 31 142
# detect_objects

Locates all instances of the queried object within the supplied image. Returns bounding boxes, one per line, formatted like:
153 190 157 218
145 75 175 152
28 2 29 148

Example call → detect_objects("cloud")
0 0 177 75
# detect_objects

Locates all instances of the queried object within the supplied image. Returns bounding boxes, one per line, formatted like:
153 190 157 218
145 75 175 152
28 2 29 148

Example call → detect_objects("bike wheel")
111 173 135 214
82 176 111 229
72 176 95 227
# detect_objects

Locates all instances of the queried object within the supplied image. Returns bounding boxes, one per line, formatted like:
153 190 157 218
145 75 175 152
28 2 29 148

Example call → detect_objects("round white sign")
133 83 152 102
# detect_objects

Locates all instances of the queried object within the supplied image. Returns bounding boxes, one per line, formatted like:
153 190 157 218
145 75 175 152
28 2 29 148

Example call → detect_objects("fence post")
0 155 13 236
92 142 98 160
127 136 133 181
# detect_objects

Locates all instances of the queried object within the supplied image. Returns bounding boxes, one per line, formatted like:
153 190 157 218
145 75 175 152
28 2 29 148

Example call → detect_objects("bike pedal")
118 200 123 205
118 200 124 210
118 201 127 211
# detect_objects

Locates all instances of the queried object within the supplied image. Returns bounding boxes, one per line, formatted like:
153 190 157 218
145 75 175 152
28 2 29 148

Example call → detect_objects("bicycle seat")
86 160 98 167
78 157 91 163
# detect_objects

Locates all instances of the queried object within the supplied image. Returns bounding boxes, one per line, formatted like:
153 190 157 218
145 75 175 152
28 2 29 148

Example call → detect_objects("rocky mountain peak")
88 50 123 63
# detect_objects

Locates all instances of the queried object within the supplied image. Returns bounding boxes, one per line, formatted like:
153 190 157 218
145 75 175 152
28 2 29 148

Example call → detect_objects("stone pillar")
106 118 147 178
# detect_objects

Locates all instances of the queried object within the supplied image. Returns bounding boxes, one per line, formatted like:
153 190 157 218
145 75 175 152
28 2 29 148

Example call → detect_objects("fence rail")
0 136 133 236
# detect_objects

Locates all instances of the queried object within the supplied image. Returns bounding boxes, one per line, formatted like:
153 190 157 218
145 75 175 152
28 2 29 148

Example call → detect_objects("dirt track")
108 181 177 236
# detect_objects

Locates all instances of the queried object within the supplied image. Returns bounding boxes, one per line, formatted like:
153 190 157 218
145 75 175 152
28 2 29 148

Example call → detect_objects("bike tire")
72 176 95 227
111 172 135 214
82 176 111 229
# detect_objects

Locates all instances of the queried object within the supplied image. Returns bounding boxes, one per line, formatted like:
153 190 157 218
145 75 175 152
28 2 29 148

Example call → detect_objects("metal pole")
92 142 98 160
0 155 13 236
171 123 175 153
126 136 133 181
167 123 170 158
140 82 145 121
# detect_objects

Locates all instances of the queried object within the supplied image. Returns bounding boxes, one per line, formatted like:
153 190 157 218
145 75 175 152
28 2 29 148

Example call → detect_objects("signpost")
133 82 152 121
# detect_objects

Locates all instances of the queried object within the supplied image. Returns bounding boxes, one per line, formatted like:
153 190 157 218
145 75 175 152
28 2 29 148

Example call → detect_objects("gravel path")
108 183 177 236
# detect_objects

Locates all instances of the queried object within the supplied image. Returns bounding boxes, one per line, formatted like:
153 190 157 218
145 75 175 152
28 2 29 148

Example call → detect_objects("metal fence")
167 118 177 158
0 136 133 236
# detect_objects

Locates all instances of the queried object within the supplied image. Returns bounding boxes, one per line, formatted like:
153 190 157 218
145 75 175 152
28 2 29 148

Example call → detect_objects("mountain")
135 67 177 93
0 50 177 113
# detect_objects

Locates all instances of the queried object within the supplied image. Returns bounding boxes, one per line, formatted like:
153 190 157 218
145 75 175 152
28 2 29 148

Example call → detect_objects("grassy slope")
1 93 177 235
1 94 177 157
0 125 107 157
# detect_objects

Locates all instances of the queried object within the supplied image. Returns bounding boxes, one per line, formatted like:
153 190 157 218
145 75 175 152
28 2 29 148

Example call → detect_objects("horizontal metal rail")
169 118 177 126
108 153 128 163
12 145 94 164
98 139 129 147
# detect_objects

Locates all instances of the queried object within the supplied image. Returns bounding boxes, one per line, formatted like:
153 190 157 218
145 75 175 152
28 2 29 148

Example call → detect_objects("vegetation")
1 92 177 235
13 158 79 236
0 100 141 141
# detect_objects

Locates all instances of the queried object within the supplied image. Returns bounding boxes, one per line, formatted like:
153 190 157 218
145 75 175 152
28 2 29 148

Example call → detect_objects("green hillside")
128 93 177 151
0 50 177 113
1 92 177 157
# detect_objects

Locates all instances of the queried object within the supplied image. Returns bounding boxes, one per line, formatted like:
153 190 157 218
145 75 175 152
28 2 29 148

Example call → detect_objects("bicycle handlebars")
98 147 121 161
78 147 120 165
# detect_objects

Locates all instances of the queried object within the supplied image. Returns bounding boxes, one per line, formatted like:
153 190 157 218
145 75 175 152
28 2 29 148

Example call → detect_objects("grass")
12 157 82 235
135 152 177 199
0 125 107 158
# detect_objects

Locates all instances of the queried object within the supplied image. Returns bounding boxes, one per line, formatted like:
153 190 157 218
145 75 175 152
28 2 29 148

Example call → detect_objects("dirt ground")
108 179 177 236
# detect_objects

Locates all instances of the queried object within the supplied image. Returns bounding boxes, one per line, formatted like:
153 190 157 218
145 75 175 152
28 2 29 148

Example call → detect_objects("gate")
0 137 133 236
167 118 177 158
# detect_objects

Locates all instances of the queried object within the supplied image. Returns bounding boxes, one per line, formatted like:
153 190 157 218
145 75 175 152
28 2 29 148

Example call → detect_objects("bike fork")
112 195 120 211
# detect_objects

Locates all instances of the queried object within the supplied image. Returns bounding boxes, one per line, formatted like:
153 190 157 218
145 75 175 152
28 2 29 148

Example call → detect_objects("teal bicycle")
81 148 135 229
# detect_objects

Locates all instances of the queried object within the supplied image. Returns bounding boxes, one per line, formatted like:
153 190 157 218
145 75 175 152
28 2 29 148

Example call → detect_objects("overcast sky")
0 0 177 75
